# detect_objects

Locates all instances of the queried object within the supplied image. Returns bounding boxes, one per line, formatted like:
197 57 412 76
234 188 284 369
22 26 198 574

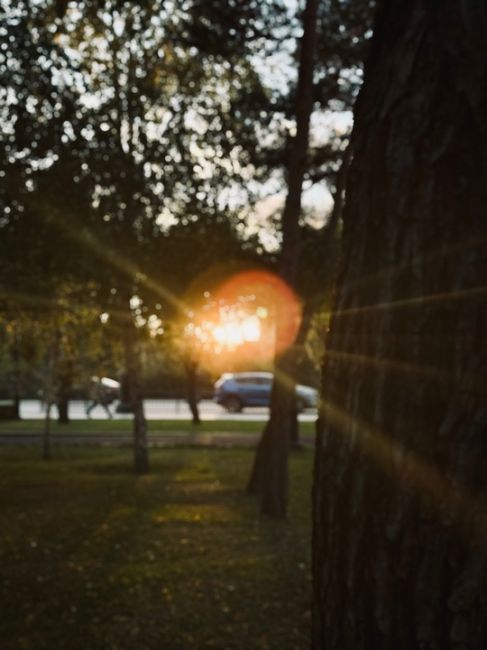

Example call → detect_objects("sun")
183 268 300 369
212 270 301 357
211 316 261 348
240 315 260 342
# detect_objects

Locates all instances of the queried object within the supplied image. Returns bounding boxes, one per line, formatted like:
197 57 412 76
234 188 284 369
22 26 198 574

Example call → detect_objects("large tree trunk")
248 0 319 517
312 2 487 649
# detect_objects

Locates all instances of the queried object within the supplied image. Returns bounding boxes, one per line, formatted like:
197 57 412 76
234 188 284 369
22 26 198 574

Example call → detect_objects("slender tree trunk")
56 350 73 423
56 398 69 423
289 307 314 448
56 363 72 423
12 394 20 420
326 142 352 235
42 341 57 461
117 373 134 413
312 2 487 648
47 330 73 423
247 340 296 501
10 322 21 420
288 147 351 448
185 358 201 425
248 0 319 517
123 317 150 475
42 401 52 461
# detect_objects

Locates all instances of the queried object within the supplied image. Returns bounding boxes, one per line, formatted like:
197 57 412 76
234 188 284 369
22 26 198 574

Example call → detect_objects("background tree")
0 310 40 419
1 0 285 469
247 0 319 517
247 0 374 516
312 1 487 648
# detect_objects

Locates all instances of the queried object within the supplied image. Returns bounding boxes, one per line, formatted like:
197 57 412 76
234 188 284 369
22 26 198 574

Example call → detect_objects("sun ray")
332 232 487 306
321 349 486 397
318 398 487 546
31 198 189 316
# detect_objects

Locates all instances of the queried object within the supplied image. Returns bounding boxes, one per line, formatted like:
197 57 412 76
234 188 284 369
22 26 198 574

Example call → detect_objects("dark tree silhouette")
247 0 319 517
312 1 487 648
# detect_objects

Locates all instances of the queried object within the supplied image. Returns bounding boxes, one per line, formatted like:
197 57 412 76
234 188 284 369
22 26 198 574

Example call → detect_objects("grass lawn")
0 418 316 438
0 446 313 650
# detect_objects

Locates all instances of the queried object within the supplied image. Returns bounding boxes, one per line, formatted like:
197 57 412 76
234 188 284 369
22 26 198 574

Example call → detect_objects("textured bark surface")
312 2 487 649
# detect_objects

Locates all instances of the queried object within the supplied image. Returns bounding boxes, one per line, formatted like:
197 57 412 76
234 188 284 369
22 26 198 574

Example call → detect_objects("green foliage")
0 282 123 406
0 0 375 411
0 447 312 650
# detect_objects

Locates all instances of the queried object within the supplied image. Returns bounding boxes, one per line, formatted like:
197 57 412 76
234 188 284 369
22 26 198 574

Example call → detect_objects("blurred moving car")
214 372 318 413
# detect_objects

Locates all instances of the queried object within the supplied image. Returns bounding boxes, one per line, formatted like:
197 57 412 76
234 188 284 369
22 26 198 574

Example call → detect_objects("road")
19 399 318 422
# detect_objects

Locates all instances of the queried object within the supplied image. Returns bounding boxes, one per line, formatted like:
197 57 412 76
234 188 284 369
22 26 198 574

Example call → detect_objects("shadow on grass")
0 447 312 650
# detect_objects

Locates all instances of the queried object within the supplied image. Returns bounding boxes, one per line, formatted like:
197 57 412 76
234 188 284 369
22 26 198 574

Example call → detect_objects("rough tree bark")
247 0 319 517
312 2 487 649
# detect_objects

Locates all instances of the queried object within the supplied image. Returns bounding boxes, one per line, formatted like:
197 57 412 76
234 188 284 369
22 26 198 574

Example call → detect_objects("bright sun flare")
211 316 261 347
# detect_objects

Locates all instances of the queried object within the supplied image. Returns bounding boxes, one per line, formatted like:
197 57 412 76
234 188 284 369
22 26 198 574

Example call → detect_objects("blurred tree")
246 0 374 516
1 0 373 476
0 0 282 468
0 312 38 419
254 0 374 211
312 1 487 647
246 0 320 517
0 0 97 420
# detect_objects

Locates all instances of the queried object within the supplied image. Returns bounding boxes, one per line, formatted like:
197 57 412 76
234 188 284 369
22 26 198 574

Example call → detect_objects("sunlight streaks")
323 349 465 391
318 398 487 545
329 284 487 320
32 198 189 315
331 232 487 313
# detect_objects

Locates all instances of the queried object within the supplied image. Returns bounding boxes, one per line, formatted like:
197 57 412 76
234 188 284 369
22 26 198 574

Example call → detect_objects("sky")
247 0 354 249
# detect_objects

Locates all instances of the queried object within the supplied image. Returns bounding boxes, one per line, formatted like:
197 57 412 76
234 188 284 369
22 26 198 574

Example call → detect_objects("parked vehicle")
214 372 318 413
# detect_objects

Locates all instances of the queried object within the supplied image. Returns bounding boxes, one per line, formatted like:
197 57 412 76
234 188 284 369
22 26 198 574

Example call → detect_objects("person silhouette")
86 377 113 419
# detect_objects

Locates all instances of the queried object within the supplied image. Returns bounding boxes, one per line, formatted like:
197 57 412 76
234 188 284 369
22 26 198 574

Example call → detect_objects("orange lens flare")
212 270 302 361
181 269 302 372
